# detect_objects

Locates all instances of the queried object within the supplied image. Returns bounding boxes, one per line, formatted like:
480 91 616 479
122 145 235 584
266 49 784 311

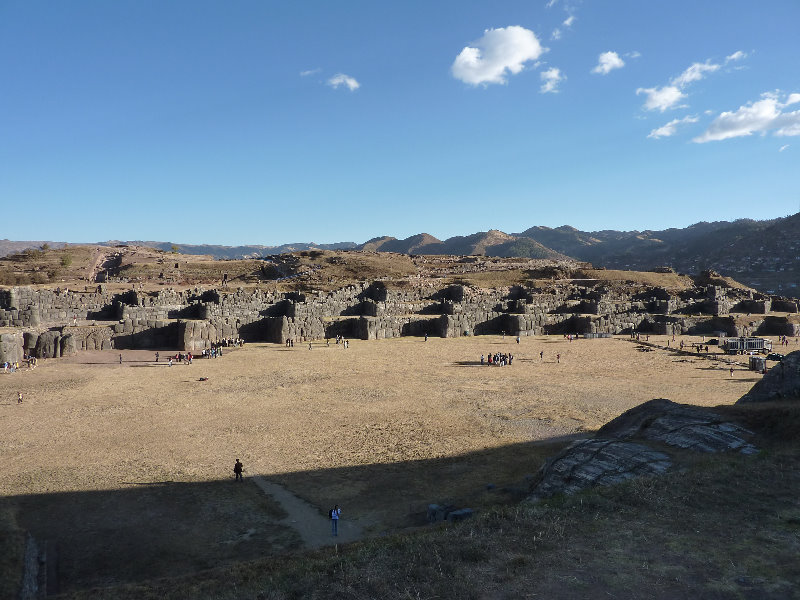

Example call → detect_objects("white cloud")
637 54 742 112
545 0 558 7
452 26 545 86
693 92 800 142
540 67 564 93
636 86 686 112
563 15 575 27
300 68 321 77
779 144 790 152
647 115 699 139
592 51 625 75
626 50 641 59
327 73 360 91
671 61 720 87
551 28 562 40
725 50 747 63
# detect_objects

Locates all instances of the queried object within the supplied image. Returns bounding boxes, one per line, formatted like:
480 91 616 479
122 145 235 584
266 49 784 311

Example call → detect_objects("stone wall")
1 280 797 355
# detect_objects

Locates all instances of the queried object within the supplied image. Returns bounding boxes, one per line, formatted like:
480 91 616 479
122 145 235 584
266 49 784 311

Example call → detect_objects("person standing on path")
234 459 244 482
556 353 560 364
119 353 122 365
17 391 23 404
330 504 341 536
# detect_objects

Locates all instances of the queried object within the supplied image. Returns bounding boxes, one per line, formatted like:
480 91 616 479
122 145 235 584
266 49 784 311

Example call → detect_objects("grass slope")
60 402 800 600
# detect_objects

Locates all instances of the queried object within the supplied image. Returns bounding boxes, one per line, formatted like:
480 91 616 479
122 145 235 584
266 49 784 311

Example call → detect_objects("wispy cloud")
637 53 743 112
299 68 321 77
327 73 360 91
563 15 575 27
779 144 790 152
647 115 699 139
625 50 641 59
725 50 747 63
671 61 720 87
452 26 545 86
540 67 565 93
551 28 562 41
592 51 625 75
693 92 800 143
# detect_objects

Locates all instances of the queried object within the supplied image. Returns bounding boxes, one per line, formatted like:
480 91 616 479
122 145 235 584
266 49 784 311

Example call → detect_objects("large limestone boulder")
60 334 77 357
35 330 61 358
598 398 757 454
738 350 800 403
0 332 24 363
23 332 39 353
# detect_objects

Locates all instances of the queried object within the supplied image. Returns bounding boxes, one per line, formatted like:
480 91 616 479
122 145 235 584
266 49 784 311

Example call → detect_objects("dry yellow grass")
0 334 783 594
1 335 763 511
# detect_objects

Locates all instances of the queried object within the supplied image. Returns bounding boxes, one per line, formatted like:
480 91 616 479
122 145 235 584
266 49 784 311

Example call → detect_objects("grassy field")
3 333 794 597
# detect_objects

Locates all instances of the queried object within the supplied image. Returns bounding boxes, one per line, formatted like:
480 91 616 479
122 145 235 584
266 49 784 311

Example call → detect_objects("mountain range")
2 212 798 296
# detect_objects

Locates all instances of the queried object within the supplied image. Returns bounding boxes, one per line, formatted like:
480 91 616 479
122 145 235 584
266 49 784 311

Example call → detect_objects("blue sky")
1 1 798 246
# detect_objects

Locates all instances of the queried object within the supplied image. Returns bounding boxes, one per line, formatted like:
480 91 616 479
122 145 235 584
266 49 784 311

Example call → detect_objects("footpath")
250 476 364 549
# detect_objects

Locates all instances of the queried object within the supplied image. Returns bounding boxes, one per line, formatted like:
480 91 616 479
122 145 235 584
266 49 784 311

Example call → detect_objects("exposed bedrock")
527 399 758 503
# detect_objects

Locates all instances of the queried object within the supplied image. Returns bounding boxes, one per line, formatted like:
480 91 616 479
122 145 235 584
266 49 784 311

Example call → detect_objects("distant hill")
356 230 569 261
103 240 359 259
0 239 358 260
2 212 797 296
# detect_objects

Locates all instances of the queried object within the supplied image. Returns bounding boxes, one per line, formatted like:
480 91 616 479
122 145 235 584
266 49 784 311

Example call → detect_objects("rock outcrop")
737 350 800 403
598 398 758 454
527 399 758 503
527 439 671 501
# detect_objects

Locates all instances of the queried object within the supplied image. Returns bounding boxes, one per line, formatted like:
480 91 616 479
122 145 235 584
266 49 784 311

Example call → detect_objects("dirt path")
250 476 364 548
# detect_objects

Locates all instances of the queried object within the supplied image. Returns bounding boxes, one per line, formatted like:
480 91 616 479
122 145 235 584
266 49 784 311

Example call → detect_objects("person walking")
330 504 341 536
233 459 244 482
119 353 123 365
17 391 23 404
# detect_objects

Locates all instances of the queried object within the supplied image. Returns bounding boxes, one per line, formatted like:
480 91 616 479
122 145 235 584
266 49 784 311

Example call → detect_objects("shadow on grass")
2 438 560 596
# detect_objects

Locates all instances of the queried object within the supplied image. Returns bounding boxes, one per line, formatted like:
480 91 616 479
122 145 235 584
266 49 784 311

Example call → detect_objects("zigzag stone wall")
1 282 798 363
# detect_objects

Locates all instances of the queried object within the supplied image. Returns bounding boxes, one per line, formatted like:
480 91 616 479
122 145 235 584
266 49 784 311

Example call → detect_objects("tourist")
330 504 341 536
425 333 428 342
155 351 159 362
480 354 484 365
18 391 23 404
730 367 734 377
119 354 123 365
539 351 544 361
233 458 244 481
556 353 560 364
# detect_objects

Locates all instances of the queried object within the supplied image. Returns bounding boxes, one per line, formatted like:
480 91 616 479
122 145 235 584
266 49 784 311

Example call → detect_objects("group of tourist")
201 347 221 359
2 355 37 373
2 361 21 373
482 352 514 366
777 335 796 347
